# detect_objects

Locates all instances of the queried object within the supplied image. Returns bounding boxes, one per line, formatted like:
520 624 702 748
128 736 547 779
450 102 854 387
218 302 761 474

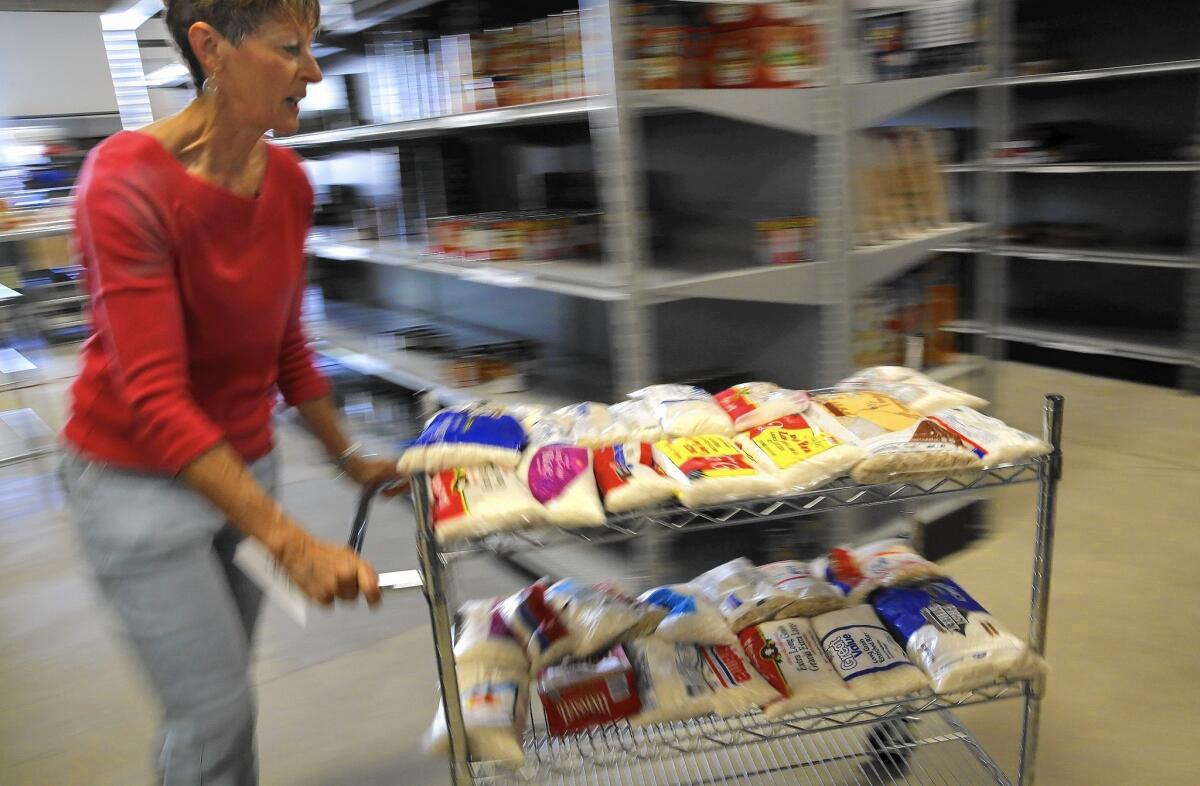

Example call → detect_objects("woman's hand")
267 522 382 607
345 455 410 498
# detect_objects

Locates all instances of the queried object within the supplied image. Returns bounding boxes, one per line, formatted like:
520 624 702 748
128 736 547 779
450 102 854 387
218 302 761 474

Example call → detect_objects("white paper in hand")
233 538 310 627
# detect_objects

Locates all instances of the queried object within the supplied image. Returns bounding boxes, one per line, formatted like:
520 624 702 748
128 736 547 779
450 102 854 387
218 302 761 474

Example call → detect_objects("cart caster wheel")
862 717 915 780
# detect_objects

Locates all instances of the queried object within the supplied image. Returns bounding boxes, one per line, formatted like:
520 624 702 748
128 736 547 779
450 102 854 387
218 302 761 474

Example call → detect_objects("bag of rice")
499 580 577 670
399 405 527 474
520 442 606 528
837 367 988 414
757 560 845 617
638 584 738 645
591 581 668 639
811 605 929 701
628 639 779 725
603 399 665 444
872 578 1048 693
630 384 735 437
550 402 617 448
693 558 795 630
593 443 678 513
926 406 1051 467
808 391 984 484
453 599 529 671
714 382 812 431
424 663 529 767
738 619 853 717
543 579 655 658
653 435 782 507
734 414 867 492
428 467 543 542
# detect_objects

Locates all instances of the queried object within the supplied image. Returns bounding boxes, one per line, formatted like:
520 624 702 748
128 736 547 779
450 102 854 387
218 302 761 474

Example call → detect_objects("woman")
60 2 402 784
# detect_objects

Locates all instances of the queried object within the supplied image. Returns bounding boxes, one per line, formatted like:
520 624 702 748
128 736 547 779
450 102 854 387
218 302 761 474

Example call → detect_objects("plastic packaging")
837 366 989 414
537 645 642 736
738 618 853 717
873 578 1048 693
543 578 653 658
593 442 678 513
653 435 782 507
693 557 794 630
551 401 617 448
827 539 947 602
638 584 738 645
734 413 867 491
499 580 576 670
428 467 544 542
605 399 665 444
398 405 527 474
424 663 529 767
628 639 780 725
714 382 812 431
520 442 606 528
926 406 1051 467
453 599 529 671
811 605 928 701
809 391 984 483
757 560 845 617
630 384 735 437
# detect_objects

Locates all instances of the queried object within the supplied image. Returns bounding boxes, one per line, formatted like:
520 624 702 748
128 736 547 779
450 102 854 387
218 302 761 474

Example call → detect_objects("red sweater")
64 131 329 473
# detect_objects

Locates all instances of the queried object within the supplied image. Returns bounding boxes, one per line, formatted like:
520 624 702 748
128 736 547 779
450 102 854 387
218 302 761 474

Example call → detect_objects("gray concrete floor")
1 360 1198 785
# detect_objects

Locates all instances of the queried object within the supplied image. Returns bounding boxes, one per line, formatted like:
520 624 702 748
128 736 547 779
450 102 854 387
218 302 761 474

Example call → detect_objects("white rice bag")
811 605 929 701
714 382 812 431
927 406 1051 467
852 539 946 598
628 639 780 725
543 579 653 658
693 558 795 630
604 399 664 444
757 560 845 617
424 663 529 767
399 405 527 474
454 599 529 671
738 619 853 716
873 578 1048 693
550 402 625 448
428 467 543 542
498 580 577 671
809 392 983 484
638 584 738 645
630 384 734 437
734 413 867 492
519 443 606 528
593 443 678 513
653 435 782 507
838 367 989 414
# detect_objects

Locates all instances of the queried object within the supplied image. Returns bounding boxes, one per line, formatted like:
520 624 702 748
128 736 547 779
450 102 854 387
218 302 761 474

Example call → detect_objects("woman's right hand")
266 522 382 607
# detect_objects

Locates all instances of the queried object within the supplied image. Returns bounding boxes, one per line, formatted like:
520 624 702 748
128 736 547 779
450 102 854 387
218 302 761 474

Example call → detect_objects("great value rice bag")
428 467 543 542
693 557 794 630
734 413 867 491
424 663 529 767
399 405 527 474
811 605 928 701
638 584 738 645
630 384 735 437
739 618 852 716
653 435 781 507
714 382 811 431
520 443 606 528
872 578 1048 693
757 560 845 617
593 443 678 513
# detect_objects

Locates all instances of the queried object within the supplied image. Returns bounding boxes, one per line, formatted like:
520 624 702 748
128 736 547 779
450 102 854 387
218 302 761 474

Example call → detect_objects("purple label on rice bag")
527 445 590 503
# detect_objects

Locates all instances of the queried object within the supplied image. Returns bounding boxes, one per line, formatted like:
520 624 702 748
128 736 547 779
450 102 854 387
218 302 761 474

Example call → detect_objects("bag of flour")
757 560 845 617
399 405 527 474
630 385 735 437
734 413 867 492
424 663 529 767
738 618 853 716
926 406 1051 467
628 640 779 725
454 599 529 671
838 367 989 414
811 605 928 701
520 442 606 528
593 442 678 513
499 580 577 670
693 558 795 630
638 584 738 645
714 382 811 432
872 578 1048 693
428 467 544 542
653 435 782 507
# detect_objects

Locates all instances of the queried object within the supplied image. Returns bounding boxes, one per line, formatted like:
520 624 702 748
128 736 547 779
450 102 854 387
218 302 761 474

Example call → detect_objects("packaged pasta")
520 442 606 527
498 579 576 670
738 618 852 716
693 557 794 630
757 560 845 617
653 435 781 507
837 366 988 414
714 382 811 431
593 442 678 513
630 384 735 437
398 405 527 474
638 584 738 645
811 605 928 701
926 406 1051 467
453 599 529 671
628 639 780 725
734 413 867 491
424 663 529 767
428 467 543 542
873 578 1048 693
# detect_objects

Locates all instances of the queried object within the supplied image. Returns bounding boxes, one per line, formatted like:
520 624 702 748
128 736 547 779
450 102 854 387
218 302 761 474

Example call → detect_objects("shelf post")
1017 393 1064 786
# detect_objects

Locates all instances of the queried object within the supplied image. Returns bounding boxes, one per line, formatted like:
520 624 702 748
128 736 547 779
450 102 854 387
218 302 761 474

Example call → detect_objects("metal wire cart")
398 395 1064 786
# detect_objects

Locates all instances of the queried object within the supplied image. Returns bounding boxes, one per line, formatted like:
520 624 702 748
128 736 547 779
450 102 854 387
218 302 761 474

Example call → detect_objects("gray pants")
61 450 278 786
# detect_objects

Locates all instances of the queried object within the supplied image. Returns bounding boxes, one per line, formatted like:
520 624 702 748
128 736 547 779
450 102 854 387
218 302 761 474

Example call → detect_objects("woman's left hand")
345 455 410 497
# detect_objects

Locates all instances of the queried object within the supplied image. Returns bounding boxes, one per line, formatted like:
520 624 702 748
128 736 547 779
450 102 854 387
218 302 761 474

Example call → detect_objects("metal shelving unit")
996 58 1200 87
942 318 1194 366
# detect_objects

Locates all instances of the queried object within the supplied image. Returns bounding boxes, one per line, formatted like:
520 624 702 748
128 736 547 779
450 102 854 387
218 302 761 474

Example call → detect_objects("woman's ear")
187 21 223 81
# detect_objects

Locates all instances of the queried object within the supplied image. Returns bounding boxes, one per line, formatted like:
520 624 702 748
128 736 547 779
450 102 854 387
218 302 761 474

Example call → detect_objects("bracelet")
333 442 364 472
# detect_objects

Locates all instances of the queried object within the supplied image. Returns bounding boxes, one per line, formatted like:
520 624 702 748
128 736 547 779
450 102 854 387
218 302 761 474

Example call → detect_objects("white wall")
0 12 118 118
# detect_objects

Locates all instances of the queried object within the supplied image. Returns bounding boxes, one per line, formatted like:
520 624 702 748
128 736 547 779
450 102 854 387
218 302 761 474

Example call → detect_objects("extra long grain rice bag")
424 663 529 767
654 435 781 507
872 578 1048 693
693 558 794 630
631 384 734 437
757 560 845 617
734 414 867 492
714 382 811 431
399 406 527 474
837 367 988 414
520 443 606 528
927 406 1051 467
428 467 543 542
739 619 853 716
628 639 779 725
811 605 928 701
454 599 529 671
499 580 576 670
809 391 983 484
593 443 678 513
638 584 738 645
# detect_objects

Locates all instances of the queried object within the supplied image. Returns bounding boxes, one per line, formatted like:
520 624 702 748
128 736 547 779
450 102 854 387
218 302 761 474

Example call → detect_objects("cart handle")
348 481 423 592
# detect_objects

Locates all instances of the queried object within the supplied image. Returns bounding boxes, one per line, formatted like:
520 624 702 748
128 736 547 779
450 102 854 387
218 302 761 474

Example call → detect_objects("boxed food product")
734 413 867 492
537 645 641 736
637 24 689 89
738 618 852 716
653 435 781 507
754 216 819 265
708 26 820 89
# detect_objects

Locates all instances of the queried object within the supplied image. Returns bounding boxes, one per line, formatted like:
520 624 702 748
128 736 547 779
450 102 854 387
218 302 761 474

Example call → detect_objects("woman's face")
213 17 322 136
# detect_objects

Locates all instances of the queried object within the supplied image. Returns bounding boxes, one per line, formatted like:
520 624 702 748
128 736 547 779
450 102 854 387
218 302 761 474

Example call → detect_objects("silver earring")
202 75 218 96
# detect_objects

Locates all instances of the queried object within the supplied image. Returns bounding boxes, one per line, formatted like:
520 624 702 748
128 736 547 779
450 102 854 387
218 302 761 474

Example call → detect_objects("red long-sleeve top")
64 131 330 473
